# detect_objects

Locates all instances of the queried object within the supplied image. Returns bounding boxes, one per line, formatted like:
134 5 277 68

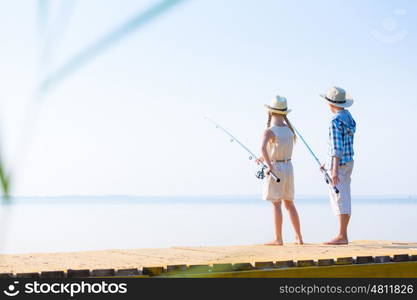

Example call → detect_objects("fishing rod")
293 126 339 194
205 117 280 183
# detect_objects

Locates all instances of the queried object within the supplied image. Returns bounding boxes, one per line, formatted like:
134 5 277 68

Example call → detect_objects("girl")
258 95 303 245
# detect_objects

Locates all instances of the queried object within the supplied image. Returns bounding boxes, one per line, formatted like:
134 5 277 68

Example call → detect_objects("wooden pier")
1 241 416 278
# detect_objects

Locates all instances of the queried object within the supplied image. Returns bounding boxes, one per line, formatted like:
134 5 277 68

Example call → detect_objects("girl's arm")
260 129 274 172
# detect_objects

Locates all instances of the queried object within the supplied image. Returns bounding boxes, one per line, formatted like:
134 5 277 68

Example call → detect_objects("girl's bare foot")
323 236 348 245
294 237 304 245
265 239 283 246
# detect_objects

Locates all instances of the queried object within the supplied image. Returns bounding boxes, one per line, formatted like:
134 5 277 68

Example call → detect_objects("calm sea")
0 196 416 254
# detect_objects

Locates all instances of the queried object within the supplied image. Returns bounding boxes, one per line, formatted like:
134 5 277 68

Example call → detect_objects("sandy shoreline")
1 240 416 273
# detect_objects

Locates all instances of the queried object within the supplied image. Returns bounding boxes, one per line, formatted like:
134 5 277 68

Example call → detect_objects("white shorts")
329 161 354 215
263 161 294 202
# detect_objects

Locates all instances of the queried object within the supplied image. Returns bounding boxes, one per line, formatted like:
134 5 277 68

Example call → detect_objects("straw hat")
320 86 353 108
265 95 291 114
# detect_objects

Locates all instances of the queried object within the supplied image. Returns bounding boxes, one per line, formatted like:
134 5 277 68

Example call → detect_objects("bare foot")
294 237 304 245
323 236 348 245
265 239 283 246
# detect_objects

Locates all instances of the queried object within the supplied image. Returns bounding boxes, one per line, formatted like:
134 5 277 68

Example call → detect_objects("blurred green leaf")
0 162 10 199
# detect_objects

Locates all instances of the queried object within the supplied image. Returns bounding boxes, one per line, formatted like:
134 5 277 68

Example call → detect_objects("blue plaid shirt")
328 110 356 166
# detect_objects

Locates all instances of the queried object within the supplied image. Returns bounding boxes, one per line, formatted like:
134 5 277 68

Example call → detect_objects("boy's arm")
331 157 340 185
329 119 343 185
329 119 343 159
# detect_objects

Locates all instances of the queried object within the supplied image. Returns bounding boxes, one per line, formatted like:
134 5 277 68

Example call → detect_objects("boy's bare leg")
324 214 350 245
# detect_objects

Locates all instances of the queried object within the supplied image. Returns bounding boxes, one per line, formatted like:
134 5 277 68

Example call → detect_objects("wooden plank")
142 267 164 276
110 275 150 278
276 260 295 268
166 265 188 274
297 260 315 267
317 259 334 266
67 269 90 278
91 269 115 277
16 272 40 278
40 271 66 278
13 250 416 278
160 261 417 278
254 261 275 269
356 256 374 264
188 265 210 273
116 269 140 276
232 263 253 271
335 257 354 265
212 264 233 272
393 254 409 262
374 256 391 263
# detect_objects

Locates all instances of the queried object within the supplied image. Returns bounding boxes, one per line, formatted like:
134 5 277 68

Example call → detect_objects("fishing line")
293 126 339 194
205 117 280 183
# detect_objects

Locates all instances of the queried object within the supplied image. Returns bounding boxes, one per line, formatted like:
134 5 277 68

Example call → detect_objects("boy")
320 86 356 245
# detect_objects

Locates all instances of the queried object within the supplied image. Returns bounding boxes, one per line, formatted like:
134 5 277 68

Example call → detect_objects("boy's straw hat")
320 86 354 108
265 95 291 114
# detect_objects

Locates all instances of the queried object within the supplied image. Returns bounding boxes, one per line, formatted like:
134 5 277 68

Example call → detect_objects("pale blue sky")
0 0 416 197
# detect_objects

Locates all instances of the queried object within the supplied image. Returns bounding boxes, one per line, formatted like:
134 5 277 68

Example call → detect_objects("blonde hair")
266 112 297 142
266 113 272 128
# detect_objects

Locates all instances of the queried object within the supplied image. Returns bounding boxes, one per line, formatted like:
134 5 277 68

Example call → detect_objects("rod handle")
260 164 280 182
270 171 281 183
323 171 339 194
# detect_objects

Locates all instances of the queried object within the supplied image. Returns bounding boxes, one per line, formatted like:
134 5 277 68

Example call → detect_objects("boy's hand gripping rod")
205 117 280 183
293 126 339 194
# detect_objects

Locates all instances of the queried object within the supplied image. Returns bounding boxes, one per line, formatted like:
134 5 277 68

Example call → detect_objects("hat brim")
264 105 291 114
320 94 354 108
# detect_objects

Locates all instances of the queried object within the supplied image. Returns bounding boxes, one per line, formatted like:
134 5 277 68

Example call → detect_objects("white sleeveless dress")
263 125 295 202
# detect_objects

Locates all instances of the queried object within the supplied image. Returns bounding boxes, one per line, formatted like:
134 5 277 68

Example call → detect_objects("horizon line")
2 194 417 199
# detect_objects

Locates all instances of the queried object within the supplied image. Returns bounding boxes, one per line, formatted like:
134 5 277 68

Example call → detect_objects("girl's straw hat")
320 86 353 108
265 95 291 115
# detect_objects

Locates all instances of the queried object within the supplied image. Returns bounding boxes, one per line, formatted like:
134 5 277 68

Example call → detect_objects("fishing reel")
256 166 281 182
249 155 266 180
255 166 267 180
